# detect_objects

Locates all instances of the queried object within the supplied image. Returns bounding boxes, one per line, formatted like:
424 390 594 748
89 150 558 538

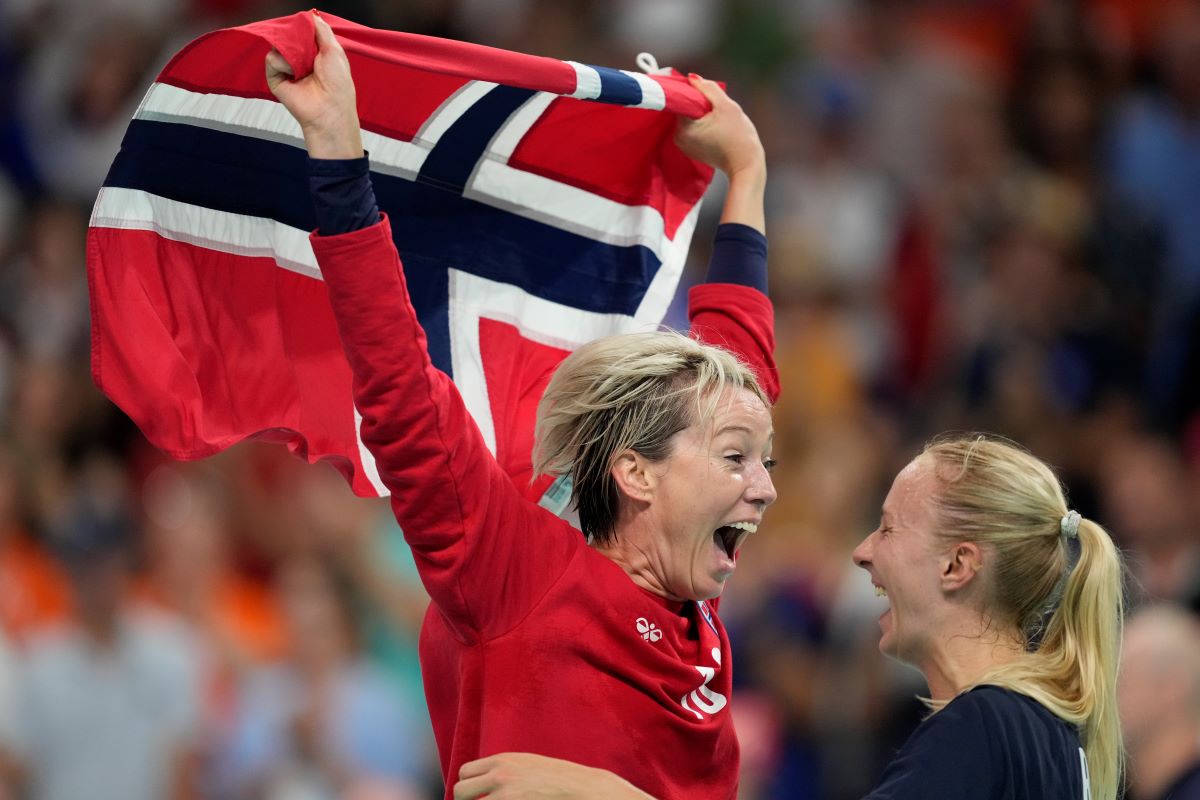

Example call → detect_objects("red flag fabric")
88 11 716 501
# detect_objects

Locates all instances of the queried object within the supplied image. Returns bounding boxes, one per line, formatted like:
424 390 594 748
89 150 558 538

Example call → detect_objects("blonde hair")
922 433 1124 800
533 331 765 544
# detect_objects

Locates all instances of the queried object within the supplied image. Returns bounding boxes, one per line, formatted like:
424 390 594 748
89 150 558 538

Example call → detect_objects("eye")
725 453 745 465
763 458 777 473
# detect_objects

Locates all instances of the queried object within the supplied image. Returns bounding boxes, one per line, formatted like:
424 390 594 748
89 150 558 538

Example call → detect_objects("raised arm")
675 77 778 402
675 75 766 234
266 14 577 641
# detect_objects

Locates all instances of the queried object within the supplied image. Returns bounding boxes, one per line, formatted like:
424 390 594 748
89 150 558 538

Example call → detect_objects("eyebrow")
715 425 774 440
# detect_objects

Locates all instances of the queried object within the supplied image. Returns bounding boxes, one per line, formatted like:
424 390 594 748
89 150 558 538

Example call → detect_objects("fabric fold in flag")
88 10 716 501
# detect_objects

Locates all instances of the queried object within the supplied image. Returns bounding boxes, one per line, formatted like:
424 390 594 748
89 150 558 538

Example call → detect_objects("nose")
746 463 777 509
852 533 874 569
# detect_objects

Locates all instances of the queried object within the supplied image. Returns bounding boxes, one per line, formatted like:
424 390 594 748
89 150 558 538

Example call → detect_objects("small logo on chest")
636 617 663 642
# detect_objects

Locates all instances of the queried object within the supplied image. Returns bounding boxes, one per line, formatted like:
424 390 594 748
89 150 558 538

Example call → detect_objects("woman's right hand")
454 753 656 800
674 75 766 234
674 75 765 185
265 12 364 159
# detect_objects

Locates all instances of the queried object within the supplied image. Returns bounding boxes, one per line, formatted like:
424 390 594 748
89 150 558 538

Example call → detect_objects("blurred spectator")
857 0 994 199
1119 606 1200 800
136 463 287 793
212 554 431 799
950 207 1115 454
1098 431 1200 608
768 65 902 388
0 631 19 799
0 445 69 643
0 200 89 363
729 574 826 799
15 0 179 202
8 453 201 800
295 466 432 729
139 463 285 669
611 0 721 66
1106 0 1200 431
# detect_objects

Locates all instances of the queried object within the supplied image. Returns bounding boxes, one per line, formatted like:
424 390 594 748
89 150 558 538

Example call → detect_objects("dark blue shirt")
866 686 1089 800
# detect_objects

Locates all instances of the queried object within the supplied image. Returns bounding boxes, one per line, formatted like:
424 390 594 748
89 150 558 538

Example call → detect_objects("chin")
878 636 898 659
691 579 727 602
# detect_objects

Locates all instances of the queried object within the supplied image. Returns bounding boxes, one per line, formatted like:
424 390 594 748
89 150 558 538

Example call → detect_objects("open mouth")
713 521 757 559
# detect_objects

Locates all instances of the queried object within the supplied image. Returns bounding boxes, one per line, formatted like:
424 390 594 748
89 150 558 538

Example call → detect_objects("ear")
611 450 654 503
940 541 983 593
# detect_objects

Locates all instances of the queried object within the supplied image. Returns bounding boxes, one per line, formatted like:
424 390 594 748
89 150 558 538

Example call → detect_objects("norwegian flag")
87 11 715 503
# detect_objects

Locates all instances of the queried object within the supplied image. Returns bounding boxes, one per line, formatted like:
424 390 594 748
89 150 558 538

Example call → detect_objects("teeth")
726 521 758 534
875 586 887 597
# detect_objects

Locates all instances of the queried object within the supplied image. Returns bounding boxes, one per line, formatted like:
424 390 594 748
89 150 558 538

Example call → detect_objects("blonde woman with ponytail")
853 433 1124 800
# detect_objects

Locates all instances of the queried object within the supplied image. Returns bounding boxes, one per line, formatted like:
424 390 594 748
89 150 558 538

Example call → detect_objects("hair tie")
1060 510 1081 539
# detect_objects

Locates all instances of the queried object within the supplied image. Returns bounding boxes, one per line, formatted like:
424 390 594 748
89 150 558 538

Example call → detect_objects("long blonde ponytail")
923 434 1124 800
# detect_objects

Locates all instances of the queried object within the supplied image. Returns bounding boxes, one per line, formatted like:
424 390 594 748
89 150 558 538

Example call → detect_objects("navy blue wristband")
308 155 381 236
706 223 768 294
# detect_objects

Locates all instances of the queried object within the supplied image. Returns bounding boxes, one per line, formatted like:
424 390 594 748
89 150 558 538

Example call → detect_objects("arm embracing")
454 754 657 800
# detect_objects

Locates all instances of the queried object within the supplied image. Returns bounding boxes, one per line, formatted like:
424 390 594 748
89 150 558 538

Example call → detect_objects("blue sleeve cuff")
308 155 381 236
705 223 768 294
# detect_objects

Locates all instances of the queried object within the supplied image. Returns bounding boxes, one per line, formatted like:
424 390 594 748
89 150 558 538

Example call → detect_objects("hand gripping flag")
87 11 716 503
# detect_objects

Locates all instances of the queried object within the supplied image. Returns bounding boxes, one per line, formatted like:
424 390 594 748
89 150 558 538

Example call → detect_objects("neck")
916 617 1025 702
593 525 678 602
1129 721 1200 800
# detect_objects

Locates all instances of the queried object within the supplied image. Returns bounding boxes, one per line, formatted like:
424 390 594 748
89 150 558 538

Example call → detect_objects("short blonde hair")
923 434 1124 800
533 331 766 544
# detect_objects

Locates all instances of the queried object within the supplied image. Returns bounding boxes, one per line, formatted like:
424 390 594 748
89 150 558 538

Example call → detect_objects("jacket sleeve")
684 221 778 403
310 215 579 643
687 283 779 404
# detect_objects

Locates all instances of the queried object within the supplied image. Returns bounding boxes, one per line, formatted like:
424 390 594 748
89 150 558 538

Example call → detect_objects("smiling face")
623 386 776 601
852 456 949 664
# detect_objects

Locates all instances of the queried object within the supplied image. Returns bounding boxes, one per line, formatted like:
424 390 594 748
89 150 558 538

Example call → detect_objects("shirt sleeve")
704 223 768 293
308 156 381 236
864 693 1001 800
686 224 778 403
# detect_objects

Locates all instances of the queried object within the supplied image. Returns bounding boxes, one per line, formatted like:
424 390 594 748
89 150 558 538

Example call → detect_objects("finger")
312 12 342 54
453 774 498 800
265 48 295 77
687 73 726 107
458 756 497 780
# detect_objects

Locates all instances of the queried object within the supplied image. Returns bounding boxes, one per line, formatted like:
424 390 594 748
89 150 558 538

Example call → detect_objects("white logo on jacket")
680 647 728 720
636 618 663 642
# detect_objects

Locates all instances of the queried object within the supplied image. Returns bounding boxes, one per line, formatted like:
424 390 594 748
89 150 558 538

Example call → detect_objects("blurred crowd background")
1 0 1199 798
